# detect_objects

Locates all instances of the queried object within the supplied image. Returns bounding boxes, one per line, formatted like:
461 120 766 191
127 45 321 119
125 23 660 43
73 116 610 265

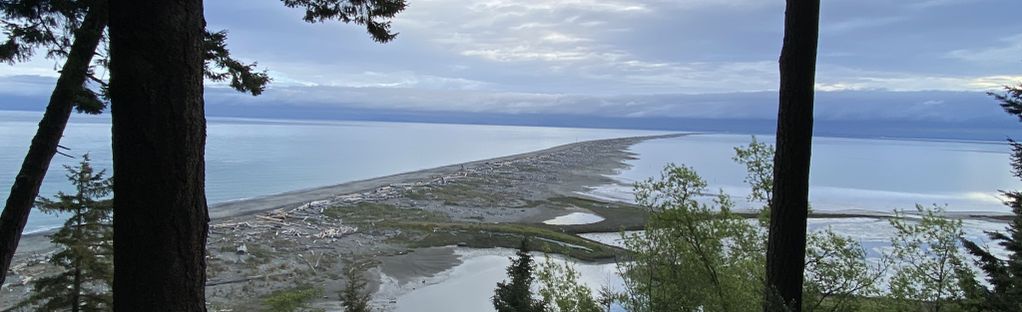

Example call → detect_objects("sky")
2 0 1022 129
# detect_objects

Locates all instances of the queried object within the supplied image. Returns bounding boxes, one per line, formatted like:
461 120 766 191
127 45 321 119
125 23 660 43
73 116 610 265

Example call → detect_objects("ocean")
2 109 1018 232
5 110 1020 311
0 110 663 233
586 133 1020 215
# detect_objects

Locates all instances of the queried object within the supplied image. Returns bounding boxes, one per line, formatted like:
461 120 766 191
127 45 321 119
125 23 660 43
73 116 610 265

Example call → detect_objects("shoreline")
206 133 683 220
15 133 680 241
3 133 678 310
6 132 1014 311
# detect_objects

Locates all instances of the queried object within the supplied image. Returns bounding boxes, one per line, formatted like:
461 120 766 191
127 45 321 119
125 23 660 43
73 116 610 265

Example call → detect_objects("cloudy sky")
2 0 1022 124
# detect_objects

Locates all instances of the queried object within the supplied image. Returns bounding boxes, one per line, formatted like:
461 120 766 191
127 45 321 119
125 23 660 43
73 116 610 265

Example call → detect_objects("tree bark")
764 0 820 311
108 0 208 310
0 0 108 287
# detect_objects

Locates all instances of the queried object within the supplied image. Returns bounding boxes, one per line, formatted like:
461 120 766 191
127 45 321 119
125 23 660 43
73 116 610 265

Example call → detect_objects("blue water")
587 134 1020 214
388 134 1021 312
0 110 664 233
5 109 1019 234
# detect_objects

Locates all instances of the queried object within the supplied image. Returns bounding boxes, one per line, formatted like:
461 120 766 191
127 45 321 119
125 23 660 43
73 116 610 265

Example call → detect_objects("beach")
1 134 677 310
3 131 1014 310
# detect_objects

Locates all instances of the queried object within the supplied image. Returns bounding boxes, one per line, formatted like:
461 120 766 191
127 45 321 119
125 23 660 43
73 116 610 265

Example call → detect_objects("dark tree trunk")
108 0 208 310
764 0 820 311
0 0 108 286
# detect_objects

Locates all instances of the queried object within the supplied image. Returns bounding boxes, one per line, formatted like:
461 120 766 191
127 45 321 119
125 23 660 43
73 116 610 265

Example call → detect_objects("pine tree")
341 262 373 312
961 84 1022 311
492 239 547 312
0 0 268 286
106 1 405 309
764 0 821 310
18 154 112 312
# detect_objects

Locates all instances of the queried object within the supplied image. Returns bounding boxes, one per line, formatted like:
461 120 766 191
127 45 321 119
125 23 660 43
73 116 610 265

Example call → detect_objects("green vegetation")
620 164 764 312
958 84 1022 312
341 262 374 312
408 180 508 207
803 229 886 311
542 196 648 233
887 205 975 311
263 285 323 312
395 221 625 261
537 257 603 312
17 155 113 311
492 239 547 312
526 138 989 312
324 202 447 225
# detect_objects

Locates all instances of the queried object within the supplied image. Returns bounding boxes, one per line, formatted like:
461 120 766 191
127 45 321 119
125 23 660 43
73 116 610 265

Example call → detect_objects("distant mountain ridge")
0 87 1017 142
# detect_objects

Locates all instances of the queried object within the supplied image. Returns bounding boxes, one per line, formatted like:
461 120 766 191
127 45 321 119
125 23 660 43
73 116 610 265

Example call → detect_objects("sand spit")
1 134 679 310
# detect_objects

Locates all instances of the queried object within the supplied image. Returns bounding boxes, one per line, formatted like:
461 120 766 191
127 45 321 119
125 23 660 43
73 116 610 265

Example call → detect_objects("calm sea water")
6 110 1018 310
586 134 1020 214
0 110 663 233
388 135 1021 311
4 110 1018 230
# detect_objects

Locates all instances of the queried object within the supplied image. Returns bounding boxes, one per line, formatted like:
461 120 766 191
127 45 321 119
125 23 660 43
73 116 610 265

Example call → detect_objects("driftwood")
205 272 288 286
298 252 317 273
255 215 287 225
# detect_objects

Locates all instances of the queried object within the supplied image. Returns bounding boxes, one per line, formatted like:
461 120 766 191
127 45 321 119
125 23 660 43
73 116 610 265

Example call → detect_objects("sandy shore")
5 132 1011 311
208 133 679 220
2 134 678 310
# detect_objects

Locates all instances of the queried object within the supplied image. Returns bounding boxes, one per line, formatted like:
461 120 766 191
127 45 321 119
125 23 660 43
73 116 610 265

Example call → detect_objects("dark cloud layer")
1 0 1021 137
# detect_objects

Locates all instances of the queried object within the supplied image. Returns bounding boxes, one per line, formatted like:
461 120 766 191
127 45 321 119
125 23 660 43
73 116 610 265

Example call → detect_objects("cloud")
0 75 58 96
947 33 1022 65
204 81 999 123
2 0 1021 124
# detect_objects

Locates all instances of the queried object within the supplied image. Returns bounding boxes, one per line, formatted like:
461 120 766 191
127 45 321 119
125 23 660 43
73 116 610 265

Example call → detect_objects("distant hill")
1 84 1017 142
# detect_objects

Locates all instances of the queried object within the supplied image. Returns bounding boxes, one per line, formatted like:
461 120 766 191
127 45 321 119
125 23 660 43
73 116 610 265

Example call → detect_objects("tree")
0 0 108 287
612 139 884 312
492 239 547 312
620 164 763 312
341 261 374 312
536 256 602 312
16 155 113 312
106 0 405 308
107 0 209 309
764 0 821 310
887 205 974 312
735 137 891 312
734 136 775 225
0 0 269 286
960 83 1022 311
802 230 887 312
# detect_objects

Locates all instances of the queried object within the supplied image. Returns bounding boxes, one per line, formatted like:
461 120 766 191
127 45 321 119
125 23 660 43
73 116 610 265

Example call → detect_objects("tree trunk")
764 0 820 311
72 204 83 312
108 0 208 310
0 0 108 286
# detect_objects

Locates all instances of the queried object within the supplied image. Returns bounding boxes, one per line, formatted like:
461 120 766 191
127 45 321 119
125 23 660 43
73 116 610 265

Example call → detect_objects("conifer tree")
341 262 374 312
106 0 405 309
17 154 112 312
0 0 405 289
0 0 267 286
493 239 547 312
765 0 821 310
961 84 1022 311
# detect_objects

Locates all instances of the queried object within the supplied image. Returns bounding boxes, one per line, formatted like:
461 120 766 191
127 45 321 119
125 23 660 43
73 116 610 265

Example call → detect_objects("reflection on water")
388 248 622 312
585 134 1019 215
0 110 665 233
542 212 605 225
